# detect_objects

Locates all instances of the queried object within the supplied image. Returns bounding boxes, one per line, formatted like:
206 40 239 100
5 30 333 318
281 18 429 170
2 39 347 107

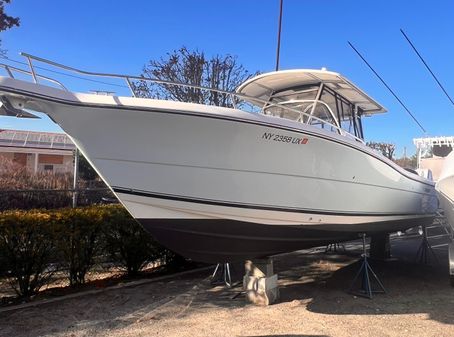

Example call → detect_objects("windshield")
263 83 364 139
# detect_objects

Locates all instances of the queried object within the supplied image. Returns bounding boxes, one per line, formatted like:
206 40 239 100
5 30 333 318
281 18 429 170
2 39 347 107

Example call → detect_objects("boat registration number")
262 132 308 145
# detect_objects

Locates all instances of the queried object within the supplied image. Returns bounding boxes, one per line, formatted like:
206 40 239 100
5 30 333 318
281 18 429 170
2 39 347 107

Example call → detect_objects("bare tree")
366 141 395 160
0 0 19 55
134 47 256 108
394 154 417 169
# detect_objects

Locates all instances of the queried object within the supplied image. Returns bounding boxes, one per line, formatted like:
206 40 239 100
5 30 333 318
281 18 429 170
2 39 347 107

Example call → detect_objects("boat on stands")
0 54 438 262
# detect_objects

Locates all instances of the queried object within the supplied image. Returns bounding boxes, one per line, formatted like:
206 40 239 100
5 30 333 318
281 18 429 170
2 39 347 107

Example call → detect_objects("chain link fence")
0 188 117 211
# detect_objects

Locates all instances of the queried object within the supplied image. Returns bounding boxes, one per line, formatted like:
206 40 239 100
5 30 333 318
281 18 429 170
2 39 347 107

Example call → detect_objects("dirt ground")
0 234 453 337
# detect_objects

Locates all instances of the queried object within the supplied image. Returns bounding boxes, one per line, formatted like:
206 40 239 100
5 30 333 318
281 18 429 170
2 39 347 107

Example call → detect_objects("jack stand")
416 225 438 264
211 263 232 287
325 242 346 253
348 233 386 299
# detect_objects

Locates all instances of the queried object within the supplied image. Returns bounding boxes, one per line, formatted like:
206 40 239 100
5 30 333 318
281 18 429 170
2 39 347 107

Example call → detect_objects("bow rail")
0 52 364 143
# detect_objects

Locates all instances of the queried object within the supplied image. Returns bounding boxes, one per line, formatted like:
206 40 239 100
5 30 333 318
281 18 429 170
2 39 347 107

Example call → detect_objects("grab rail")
273 100 341 128
0 63 68 90
1 52 364 143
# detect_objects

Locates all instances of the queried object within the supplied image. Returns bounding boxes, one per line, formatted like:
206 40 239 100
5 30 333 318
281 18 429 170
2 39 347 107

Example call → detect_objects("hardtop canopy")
236 69 386 115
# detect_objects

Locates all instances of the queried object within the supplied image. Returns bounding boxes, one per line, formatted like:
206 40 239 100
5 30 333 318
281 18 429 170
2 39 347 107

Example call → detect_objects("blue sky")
1 0 454 156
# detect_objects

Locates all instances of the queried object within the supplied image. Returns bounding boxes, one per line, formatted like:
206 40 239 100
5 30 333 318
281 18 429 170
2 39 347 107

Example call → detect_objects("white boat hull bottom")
116 190 435 262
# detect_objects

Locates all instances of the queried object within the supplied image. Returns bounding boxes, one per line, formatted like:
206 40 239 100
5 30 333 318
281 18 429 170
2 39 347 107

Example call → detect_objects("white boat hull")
0 78 437 262
437 152 454 229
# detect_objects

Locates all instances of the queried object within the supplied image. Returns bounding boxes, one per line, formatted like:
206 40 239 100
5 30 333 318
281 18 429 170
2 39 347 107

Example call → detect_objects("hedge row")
0 188 116 211
0 205 181 298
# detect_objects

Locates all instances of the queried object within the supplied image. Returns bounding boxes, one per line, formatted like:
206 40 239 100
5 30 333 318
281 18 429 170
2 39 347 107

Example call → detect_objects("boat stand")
416 225 438 265
348 233 386 299
211 263 232 287
325 242 346 253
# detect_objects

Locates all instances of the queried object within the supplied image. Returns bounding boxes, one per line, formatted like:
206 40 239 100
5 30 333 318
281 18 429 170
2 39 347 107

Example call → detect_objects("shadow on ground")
0 235 453 337
194 237 454 325
276 237 454 325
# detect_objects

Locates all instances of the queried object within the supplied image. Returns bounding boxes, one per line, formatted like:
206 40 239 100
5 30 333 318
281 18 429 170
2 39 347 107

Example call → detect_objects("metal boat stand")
210 263 232 287
348 233 386 299
416 225 438 264
325 242 346 253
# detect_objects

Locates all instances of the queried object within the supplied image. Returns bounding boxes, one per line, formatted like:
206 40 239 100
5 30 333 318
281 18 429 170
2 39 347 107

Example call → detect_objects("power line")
400 28 454 108
0 55 129 89
348 41 427 134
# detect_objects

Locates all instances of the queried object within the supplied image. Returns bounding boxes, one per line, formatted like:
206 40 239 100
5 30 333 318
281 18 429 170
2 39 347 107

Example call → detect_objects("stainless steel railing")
1 52 364 143
0 63 68 90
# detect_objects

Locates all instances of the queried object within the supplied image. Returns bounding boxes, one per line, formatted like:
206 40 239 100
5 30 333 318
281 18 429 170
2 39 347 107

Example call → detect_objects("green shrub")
104 206 161 276
0 243 8 277
160 249 189 270
53 206 106 286
0 204 188 298
0 210 56 297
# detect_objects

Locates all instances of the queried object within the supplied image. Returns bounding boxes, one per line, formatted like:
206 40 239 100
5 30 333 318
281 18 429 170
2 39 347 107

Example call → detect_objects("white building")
414 136 454 181
0 129 75 173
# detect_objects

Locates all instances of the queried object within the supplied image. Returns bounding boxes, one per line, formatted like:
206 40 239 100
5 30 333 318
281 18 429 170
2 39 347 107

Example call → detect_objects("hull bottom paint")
139 217 435 263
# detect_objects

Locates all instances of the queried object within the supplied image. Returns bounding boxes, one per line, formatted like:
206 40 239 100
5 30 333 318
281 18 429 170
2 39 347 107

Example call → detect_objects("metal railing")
0 63 67 90
272 99 341 127
414 136 454 149
1 52 364 143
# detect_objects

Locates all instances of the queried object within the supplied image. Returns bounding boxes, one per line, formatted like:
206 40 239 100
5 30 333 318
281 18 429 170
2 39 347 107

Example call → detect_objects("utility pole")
72 148 79 208
275 0 284 71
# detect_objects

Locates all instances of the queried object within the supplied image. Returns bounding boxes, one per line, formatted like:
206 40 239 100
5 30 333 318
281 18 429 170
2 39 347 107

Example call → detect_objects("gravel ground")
0 235 453 337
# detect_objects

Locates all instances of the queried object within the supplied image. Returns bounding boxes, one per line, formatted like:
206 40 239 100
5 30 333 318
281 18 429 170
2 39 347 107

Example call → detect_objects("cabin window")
319 86 364 139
